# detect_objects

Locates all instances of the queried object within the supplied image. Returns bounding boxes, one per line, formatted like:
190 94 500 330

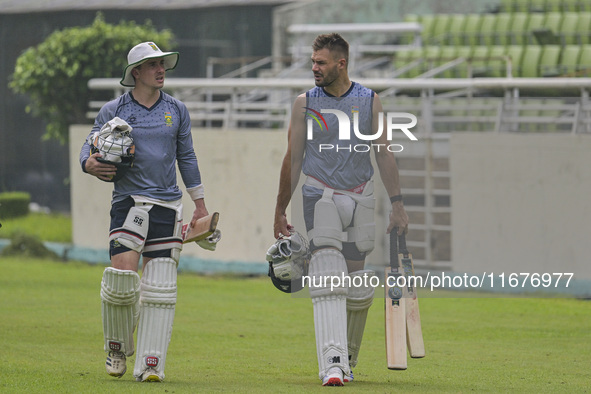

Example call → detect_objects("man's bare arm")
274 95 307 238
372 94 409 235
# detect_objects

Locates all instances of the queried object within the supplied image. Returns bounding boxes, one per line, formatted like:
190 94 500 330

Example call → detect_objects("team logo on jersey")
164 112 173 126
351 105 360 124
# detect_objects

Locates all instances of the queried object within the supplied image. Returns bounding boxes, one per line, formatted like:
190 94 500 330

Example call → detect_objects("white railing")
88 77 591 132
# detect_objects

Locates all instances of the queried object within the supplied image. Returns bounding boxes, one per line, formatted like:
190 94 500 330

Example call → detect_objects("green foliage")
9 13 174 142
0 212 72 243
0 232 59 259
0 191 30 219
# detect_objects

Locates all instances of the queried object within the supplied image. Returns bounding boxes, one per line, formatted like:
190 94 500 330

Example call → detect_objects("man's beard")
314 67 338 87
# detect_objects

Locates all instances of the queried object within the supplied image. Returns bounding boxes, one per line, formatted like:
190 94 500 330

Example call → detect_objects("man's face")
133 57 166 89
311 48 342 88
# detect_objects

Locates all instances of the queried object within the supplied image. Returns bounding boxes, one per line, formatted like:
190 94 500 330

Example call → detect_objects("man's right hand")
274 212 293 239
85 152 117 181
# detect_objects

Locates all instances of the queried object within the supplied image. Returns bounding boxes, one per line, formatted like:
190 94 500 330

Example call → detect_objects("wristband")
187 184 205 201
389 194 403 203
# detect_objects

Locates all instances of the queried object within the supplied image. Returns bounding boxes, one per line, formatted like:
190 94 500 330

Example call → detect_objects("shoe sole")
142 374 162 382
107 366 126 378
322 377 344 386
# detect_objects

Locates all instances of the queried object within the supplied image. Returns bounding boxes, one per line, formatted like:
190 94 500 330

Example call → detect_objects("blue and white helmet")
88 117 135 182
266 230 310 293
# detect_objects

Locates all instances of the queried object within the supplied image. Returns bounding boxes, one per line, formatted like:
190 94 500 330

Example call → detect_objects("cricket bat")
398 233 425 358
385 230 407 370
181 212 219 243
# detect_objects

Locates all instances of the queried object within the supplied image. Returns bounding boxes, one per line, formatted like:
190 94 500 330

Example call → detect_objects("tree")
9 13 175 142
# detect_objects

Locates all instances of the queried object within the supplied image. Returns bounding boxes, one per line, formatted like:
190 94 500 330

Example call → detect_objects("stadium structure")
85 0 591 277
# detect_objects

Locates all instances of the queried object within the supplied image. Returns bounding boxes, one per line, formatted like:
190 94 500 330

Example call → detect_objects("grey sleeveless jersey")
302 82 375 190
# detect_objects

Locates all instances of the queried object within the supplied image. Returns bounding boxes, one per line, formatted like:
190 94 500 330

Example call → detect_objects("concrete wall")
450 132 591 285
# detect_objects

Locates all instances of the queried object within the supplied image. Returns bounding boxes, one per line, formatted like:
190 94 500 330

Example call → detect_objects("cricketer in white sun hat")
120 42 179 87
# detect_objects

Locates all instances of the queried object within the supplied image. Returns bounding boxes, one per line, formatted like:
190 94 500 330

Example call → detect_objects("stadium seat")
520 45 543 77
393 48 424 78
479 14 498 46
558 12 579 45
419 15 437 44
577 45 591 76
462 14 482 46
505 45 525 76
438 46 460 77
454 46 474 78
469 46 490 77
507 13 530 45
529 0 547 12
430 14 453 44
445 14 467 46
486 46 510 77
543 11 563 33
577 12 591 44
562 0 579 11
546 0 562 11
538 45 562 76
557 45 582 75
524 12 546 44
495 13 515 45
420 45 442 75
531 11 563 45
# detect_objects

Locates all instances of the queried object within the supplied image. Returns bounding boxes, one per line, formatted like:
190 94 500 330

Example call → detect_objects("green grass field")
1 256 590 393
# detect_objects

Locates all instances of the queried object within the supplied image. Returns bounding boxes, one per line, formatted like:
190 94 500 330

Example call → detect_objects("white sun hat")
120 42 179 87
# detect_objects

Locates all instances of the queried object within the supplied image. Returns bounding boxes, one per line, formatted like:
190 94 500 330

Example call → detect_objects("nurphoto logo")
305 108 418 153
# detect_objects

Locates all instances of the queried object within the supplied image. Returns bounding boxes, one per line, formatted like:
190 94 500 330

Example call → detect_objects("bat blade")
182 212 219 243
385 230 407 370
385 267 407 370
399 235 425 359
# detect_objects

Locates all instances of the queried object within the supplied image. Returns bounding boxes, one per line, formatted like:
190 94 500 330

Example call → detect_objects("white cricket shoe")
105 351 127 377
344 370 354 383
322 367 344 386
137 368 164 382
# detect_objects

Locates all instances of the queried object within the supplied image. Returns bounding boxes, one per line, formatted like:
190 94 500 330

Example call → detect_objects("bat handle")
390 227 398 268
398 232 408 255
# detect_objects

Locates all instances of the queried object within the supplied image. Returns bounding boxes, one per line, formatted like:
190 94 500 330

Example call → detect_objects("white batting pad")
309 188 347 250
308 249 350 379
133 258 178 380
346 269 375 368
101 267 140 357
